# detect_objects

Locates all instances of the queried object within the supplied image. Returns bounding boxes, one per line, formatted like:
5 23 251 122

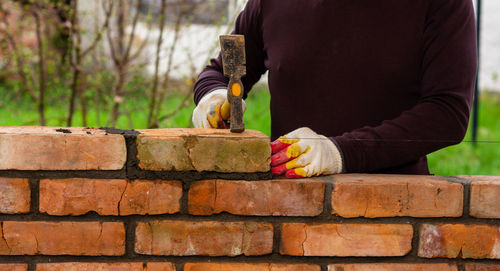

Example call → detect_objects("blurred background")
0 0 498 175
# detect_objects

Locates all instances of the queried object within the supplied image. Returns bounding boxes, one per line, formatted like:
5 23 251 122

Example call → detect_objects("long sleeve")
333 0 477 173
193 0 268 105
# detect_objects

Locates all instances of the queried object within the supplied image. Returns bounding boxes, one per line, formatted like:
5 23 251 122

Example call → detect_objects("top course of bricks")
0 126 271 173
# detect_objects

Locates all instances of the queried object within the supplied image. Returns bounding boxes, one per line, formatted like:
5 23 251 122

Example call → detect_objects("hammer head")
220 35 246 133
220 35 246 77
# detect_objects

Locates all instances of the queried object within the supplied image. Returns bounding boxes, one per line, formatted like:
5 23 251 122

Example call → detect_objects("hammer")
219 34 246 133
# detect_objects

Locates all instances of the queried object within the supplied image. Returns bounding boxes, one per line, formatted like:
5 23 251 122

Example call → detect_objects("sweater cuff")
328 137 346 174
193 70 228 104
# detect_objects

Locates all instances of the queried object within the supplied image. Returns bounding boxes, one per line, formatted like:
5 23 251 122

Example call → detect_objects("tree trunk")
67 64 80 126
34 10 46 126
147 0 166 128
110 68 127 127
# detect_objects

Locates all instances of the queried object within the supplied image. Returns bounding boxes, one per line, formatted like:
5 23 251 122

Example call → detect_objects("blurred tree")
0 0 243 128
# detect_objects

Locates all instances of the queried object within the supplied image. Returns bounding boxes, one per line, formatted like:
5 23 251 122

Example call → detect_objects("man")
192 0 477 178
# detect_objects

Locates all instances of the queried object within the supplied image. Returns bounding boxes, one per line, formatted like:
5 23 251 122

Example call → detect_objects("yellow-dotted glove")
192 89 246 128
271 127 343 178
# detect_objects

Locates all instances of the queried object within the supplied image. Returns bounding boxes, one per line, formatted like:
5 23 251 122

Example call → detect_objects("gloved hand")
192 88 246 128
271 127 343 178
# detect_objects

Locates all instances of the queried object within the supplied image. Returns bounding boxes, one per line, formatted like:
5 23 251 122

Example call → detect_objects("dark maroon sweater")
193 0 477 174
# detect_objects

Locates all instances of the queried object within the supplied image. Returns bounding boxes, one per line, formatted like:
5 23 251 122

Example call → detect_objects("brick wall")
0 126 499 271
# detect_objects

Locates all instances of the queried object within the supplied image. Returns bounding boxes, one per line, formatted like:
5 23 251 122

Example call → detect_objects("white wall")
475 0 500 91
77 0 248 80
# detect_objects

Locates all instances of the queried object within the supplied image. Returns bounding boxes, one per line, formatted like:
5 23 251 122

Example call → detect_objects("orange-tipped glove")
271 127 343 178
192 89 246 128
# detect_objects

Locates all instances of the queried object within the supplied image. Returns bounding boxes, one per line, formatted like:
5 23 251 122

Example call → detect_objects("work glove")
271 127 343 178
192 88 246 128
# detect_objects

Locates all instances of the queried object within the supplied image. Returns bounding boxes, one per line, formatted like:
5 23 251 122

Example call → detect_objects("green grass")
0 91 196 129
0 83 272 131
1 84 499 175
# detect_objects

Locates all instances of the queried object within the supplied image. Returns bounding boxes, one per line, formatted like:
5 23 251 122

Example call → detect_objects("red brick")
188 181 214 215
36 263 175 271
39 179 125 216
328 263 458 271
466 176 500 218
0 178 30 214
269 265 320 271
418 224 500 259
331 174 463 218
0 264 27 271
280 223 413 256
465 263 500 271
188 179 324 216
0 221 124 255
184 263 320 271
135 220 273 256
136 129 270 172
119 180 182 215
146 263 177 271
0 127 126 170
39 179 181 216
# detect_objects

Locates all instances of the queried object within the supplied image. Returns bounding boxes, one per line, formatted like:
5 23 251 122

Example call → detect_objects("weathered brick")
36 263 175 271
269 265 320 271
0 264 27 271
418 224 500 259
0 126 126 170
0 221 125 255
184 263 320 271
136 129 270 172
119 180 182 215
135 220 273 256
39 179 125 216
328 263 458 271
39 179 181 216
0 178 30 214
465 263 500 271
146 263 177 271
466 176 500 218
280 223 413 256
331 174 463 218
189 179 324 216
